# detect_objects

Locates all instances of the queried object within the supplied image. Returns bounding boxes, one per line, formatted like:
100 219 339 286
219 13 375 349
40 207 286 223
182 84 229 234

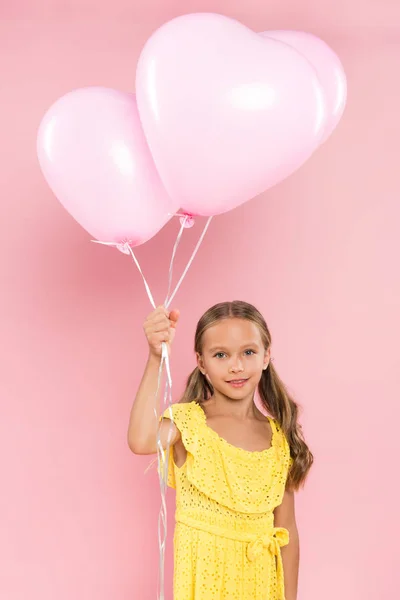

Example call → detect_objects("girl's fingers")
154 331 169 342
143 306 177 356
169 309 180 327
145 315 168 327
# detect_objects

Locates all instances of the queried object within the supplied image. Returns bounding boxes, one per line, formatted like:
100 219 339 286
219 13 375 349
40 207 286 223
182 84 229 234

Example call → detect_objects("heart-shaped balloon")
37 87 179 246
261 30 347 144
136 13 327 217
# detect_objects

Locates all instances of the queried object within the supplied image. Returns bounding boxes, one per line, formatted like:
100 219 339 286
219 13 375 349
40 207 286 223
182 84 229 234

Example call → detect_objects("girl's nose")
229 360 244 373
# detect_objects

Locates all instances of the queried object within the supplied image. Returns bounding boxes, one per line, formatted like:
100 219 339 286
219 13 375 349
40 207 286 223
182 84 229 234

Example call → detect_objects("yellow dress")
161 401 292 600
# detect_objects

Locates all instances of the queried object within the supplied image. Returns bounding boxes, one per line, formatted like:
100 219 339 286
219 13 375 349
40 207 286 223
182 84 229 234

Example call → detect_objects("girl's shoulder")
161 400 203 428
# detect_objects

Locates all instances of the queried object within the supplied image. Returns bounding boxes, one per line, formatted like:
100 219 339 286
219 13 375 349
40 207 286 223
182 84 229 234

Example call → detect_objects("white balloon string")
91 215 212 599
165 216 213 309
91 239 157 309
164 216 188 307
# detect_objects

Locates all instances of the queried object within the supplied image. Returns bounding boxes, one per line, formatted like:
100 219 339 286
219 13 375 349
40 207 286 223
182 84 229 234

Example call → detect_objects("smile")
226 378 249 387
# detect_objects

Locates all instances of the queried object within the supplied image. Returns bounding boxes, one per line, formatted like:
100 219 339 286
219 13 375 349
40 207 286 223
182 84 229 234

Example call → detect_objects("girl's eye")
214 350 255 358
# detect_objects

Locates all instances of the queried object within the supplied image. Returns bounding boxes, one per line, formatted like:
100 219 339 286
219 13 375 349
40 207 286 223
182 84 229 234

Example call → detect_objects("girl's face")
197 318 270 399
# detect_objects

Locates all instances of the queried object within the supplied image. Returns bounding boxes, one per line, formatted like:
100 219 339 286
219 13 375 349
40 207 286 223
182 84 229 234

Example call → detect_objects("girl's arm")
274 490 300 600
127 352 181 454
127 306 181 455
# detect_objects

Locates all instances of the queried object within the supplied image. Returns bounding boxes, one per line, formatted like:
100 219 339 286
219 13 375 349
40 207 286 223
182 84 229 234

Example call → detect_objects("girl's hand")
143 305 180 359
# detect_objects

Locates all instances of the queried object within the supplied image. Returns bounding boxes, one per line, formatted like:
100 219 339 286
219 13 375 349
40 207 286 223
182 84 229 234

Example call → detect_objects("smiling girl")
128 300 313 600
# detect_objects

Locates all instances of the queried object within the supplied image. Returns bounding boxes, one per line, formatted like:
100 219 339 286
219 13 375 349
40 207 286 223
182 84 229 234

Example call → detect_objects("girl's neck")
204 392 261 421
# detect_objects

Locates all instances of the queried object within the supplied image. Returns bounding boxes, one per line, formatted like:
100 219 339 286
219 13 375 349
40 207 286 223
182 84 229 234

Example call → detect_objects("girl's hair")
180 300 314 491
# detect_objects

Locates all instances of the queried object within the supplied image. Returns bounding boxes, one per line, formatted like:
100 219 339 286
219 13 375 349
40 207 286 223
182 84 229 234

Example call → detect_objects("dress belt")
176 512 289 599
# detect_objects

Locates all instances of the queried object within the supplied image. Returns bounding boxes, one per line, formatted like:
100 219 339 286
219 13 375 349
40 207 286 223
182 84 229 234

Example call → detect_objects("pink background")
1 2 399 599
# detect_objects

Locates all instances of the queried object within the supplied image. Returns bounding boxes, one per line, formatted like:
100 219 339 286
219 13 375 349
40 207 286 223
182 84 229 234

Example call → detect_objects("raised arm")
127 306 181 455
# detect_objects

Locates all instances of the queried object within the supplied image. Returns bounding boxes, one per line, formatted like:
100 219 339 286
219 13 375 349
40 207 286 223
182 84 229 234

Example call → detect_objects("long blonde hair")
180 300 314 491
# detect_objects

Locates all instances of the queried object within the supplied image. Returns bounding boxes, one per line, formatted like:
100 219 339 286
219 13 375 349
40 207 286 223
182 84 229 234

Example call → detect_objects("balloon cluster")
37 14 347 248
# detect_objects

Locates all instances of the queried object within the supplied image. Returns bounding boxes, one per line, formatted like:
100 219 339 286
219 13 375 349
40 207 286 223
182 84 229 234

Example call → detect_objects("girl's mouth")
227 379 248 388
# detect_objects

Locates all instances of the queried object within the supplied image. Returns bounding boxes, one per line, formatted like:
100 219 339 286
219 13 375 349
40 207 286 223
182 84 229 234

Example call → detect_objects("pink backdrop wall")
1 2 399 599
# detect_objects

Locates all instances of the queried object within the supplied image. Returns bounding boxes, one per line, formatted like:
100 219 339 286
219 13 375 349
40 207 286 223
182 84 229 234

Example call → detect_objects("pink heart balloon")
37 87 179 246
261 30 347 144
136 13 327 217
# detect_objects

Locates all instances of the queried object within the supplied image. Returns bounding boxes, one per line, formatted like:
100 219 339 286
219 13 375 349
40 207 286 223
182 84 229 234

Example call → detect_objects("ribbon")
92 214 212 599
247 527 289 599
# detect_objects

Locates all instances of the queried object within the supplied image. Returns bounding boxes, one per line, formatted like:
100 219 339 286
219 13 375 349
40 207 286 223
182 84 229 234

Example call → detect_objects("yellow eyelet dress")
161 401 292 600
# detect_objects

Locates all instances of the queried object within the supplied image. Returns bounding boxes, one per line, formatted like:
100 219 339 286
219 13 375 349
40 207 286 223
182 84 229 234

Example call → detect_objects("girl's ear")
263 347 271 370
196 352 206 374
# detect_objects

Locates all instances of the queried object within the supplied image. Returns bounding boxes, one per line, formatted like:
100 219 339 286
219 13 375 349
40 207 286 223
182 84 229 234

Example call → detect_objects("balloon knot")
116 241 133 254
180 214 195 228
168 212 195 228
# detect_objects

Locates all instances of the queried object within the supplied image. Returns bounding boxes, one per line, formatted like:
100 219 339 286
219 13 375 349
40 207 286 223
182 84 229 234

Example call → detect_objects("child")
128 300 313 600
